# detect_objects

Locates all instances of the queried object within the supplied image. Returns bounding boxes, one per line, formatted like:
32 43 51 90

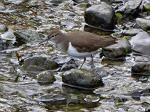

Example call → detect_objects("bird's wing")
66 32 116 52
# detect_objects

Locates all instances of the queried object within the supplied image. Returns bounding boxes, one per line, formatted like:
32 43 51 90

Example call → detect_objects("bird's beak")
39 38 49 45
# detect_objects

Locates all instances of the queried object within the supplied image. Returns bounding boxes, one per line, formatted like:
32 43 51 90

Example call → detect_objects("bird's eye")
51 34 56 38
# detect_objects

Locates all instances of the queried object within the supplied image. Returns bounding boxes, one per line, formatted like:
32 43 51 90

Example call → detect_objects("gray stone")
130 31 150 55
84 2 115 30
62 69 104 90
22 56 58 75
136 18 150 30
37 71 56 85
14 29 43 46
131 62 150 77
102 39 131 59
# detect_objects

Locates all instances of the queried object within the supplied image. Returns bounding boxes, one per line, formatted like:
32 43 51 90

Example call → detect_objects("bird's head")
39 28 62 44
47 28 62 41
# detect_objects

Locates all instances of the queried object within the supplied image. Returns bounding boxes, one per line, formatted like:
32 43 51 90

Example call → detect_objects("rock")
4 0 26 5
84 2 115 30
117 0 142 15
130 31 150 55
37 71 56 85
37 93 67 105
22 56 58 76
136 18 150 30
62 69 104 90
131 62 150 77
101 39 131 59
14 29 43 46
122 28 143 36
0 24 7 33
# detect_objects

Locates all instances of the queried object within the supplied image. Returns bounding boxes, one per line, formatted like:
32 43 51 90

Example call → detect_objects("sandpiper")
43 29 117 68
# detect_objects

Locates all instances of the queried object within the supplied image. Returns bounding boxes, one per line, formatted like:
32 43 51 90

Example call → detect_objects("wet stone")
22 56 58 77
130 31 150 55
136 18 150 30
101 39 131 60
62 69 104 90
84 2 115 30
14 29 43 46
37 71 56 85
131 62 150 77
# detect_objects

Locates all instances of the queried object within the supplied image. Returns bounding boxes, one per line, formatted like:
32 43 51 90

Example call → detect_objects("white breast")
67 42 97 58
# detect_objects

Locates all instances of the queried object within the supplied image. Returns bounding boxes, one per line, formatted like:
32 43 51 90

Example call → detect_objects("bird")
42 29 117 68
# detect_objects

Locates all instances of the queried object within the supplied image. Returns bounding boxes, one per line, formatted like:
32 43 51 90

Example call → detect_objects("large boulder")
84 2 115 30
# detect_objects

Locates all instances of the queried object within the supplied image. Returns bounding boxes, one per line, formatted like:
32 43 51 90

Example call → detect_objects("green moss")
115 12 123 24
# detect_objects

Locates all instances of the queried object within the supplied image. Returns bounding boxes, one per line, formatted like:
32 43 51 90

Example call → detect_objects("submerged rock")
62 69 104 90
84 2 115 30
136 18 150 30
22 56 58 75
130 31 150 55
131 62 150 77
0 2 5 10
101 39 131 59
14 29 43 46
37 71 56 85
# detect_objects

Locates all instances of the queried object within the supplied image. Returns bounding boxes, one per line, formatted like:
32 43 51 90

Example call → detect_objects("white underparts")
67 42 97 58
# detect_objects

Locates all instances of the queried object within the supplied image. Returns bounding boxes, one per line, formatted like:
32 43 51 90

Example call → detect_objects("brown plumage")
46 29 117 68
47 29 117 53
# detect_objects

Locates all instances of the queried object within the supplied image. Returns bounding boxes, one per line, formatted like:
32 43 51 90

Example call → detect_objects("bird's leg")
79 57 86 69
90 54 95 69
